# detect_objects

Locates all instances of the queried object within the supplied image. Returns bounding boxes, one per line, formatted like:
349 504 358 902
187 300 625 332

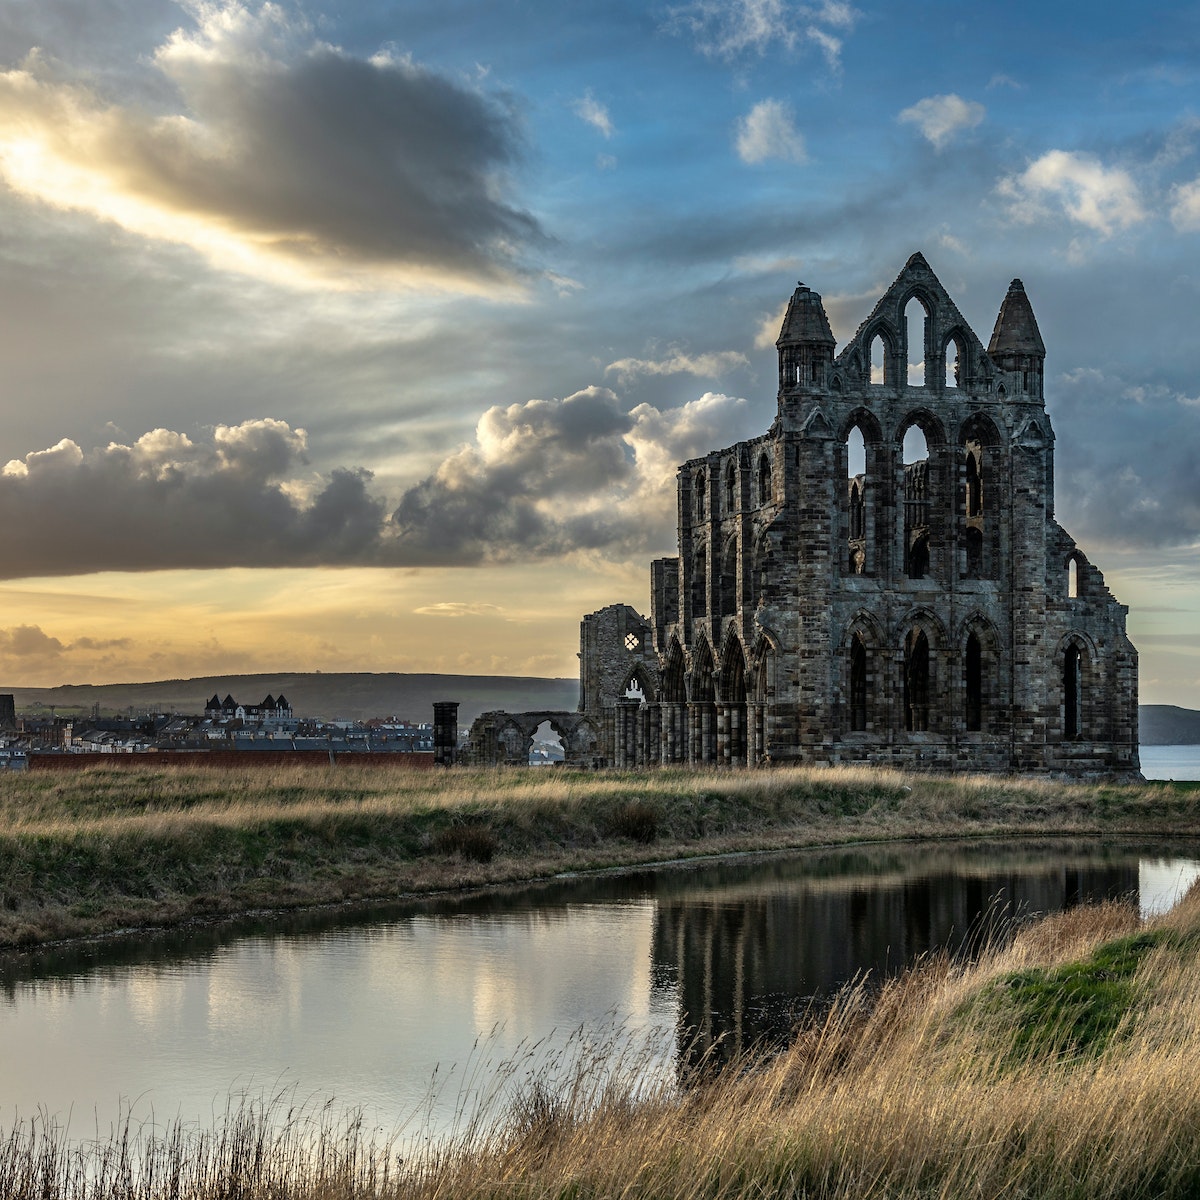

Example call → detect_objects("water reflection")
0 839 1196 1138
648 844 1143 1067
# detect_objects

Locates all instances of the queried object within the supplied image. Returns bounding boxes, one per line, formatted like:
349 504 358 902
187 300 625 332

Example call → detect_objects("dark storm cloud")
391 386 751 565
0 4 543 290
390 387 639 564
0 421 387 576
0 390 751 576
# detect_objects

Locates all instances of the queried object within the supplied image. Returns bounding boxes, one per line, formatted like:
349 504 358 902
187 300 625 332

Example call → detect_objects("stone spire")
988 278 1045 362
777 282 836 349
777 282 835 394
987 278 1045 398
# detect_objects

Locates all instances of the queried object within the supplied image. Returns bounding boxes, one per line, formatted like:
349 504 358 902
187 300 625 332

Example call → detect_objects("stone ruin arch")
465 709 603 767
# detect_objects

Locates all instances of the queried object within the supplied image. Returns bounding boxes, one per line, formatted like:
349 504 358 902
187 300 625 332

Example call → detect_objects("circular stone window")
624 632 640 652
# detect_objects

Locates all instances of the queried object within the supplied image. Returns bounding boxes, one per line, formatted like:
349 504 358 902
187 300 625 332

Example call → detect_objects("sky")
0 0 1197 705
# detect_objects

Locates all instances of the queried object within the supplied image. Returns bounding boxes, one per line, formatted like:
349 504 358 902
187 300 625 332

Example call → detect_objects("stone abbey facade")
573 253 1139 775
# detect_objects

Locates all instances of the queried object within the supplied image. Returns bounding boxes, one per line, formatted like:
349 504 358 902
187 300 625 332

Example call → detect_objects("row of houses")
0 692 437 760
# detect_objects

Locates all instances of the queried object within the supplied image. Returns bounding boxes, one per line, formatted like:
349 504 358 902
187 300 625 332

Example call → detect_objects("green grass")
981 929 1169 1061
0 763 1197 948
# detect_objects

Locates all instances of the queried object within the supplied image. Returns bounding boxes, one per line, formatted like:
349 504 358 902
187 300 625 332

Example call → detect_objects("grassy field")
7 883 1200 1197
0 762 1197 949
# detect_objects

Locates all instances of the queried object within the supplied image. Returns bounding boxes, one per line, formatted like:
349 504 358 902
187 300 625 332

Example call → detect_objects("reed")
0 763 1195 948
7 890 1200 1198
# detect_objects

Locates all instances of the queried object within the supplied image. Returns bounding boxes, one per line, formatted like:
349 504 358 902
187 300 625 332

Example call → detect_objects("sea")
1139 745 1200 781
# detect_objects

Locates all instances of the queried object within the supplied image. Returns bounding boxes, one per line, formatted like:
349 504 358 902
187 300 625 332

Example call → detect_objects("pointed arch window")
905 297 929 386
720 539 738 618
903 425 931 580
1068 558 1079 599
847 423 868 574
944 332 967 390
1064 643 1083 740
869 334 886 385
758 453 772 505
965 632 983 731
725 461 736 513
908 531 930 580
695 471 706 520
850 634 868 731
965 449 982 517
905 629 930 732
849 480 865 541
692 547 707 618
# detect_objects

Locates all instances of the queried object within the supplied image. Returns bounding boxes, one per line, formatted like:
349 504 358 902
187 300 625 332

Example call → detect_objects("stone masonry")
576 253 1139 776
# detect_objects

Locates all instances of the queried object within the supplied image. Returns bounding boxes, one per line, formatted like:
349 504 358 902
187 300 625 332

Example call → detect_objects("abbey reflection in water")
648 849 1140 1068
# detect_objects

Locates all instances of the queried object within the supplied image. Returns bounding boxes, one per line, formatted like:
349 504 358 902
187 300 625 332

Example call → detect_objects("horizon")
0 2 1196 704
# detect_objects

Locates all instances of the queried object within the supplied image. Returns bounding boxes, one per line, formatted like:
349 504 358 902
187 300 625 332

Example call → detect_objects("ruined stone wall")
580 254 1139 777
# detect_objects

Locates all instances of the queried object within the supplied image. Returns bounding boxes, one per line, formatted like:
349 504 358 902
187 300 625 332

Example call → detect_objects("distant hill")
8 678 1198 743
7 673 578 726
1140 705 1200 746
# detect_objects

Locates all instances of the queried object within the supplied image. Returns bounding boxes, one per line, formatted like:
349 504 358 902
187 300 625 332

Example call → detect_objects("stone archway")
466 710 604 767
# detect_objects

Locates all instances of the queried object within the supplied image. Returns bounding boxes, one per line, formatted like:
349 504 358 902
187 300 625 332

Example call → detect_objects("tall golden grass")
6 890 1200 1198
0 763 1195 948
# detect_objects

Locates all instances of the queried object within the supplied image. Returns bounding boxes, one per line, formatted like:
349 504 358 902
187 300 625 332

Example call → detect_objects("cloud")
735 99 807 164
754 301 790 349
804 25 842 70
667 0 859 66
0 1 542 292
573 92 614 138
1169 177 1200 231
605 349 749 382
0 388 761 576
997 150 1145 237
390 388 751 564
898 94 985 150
0 419 387 576
413 602 506 617
1054 371 1200 551
0 625 65 659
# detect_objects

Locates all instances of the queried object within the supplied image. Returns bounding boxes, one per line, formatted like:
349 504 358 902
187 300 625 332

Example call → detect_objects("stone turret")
776 282 835 395
988 278 1046 399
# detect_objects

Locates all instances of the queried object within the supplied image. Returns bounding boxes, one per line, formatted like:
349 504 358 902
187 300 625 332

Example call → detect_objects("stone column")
432 701 459 767
701 704 715 764
615 698 640 768
646 704 661 767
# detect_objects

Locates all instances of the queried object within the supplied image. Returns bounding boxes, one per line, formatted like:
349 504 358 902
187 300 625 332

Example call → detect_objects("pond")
3 838 1199 1140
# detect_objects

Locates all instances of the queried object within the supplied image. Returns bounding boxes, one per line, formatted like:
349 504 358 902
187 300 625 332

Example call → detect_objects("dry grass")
8 890 1200 1198
0 763 1195 948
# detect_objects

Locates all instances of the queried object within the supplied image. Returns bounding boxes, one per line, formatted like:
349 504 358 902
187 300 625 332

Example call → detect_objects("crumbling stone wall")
576 253 1139 777
464 710 602 766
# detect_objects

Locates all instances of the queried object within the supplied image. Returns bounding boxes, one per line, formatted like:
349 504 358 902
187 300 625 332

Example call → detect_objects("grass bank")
0 763 1196 949
9 885 1200 1197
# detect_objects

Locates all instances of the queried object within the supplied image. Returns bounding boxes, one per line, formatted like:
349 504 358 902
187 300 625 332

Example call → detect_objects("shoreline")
2 762 1197 951
7 867 1200 1198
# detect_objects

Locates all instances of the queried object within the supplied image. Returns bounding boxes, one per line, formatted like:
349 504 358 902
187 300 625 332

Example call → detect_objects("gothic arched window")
1064 643 1083 740
965 632 982 732
850 634 868 731
905 629 930 732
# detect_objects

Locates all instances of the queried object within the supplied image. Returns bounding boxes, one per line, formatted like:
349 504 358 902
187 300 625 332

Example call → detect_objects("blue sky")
0 0 1195 704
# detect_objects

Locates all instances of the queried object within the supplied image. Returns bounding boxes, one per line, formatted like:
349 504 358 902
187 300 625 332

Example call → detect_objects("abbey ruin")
469 254 1139 775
